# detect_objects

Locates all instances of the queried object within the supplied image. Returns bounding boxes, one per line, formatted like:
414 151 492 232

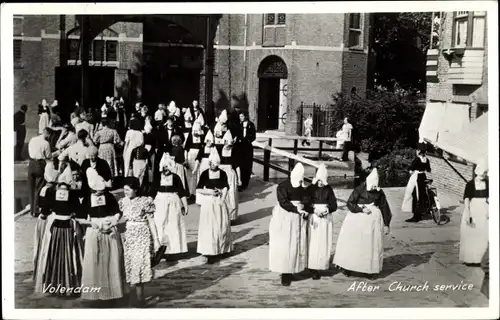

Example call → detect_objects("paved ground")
13 177 489 308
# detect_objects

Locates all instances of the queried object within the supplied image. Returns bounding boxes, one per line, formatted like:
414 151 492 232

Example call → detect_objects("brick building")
14 13 371 134
419 11 488 197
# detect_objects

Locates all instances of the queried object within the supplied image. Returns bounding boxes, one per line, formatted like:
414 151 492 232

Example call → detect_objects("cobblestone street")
14 178 489 308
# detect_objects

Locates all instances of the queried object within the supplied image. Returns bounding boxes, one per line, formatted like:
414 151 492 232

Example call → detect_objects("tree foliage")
371 12 432 92
330 90 424 162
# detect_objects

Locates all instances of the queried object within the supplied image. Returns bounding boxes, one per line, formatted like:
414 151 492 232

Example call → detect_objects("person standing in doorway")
28 128 53 217
14 104 28 161
341 117 353 161
302 114 313 147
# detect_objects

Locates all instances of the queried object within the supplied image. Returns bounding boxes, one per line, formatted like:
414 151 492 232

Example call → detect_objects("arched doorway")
257 55 288 131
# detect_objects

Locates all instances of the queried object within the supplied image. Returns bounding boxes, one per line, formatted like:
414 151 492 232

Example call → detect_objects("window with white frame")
348 13 363 48
263 14 286 47
67 38 118 62
453 11 486 48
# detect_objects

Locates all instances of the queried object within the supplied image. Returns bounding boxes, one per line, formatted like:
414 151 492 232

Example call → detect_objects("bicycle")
424 179 442 225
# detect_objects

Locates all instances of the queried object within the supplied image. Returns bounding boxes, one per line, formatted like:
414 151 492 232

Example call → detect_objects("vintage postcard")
1 1 498 319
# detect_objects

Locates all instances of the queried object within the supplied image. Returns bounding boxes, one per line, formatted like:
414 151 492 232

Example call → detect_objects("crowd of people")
20 94 489 304
28 96 257 306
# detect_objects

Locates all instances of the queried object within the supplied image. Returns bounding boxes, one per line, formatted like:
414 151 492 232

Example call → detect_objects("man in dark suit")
235 111 256 191
153 117 183 188
14 104 28 161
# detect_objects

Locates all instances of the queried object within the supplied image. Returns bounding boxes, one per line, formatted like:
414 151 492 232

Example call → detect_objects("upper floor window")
263 14 286 47
453 11 486 48
265 13 286 26
348 13 363 48
430 12 443 49
14 16 23 37
67 38 118 62
14 16 23 66
14 40 22 64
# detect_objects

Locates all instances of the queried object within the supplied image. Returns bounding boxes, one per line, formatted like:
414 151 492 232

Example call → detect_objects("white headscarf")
192 121 202 134
208 147 221 166
168 101 177 115
184 108 193 121
51 100 58 107
57 166 73 185
366 168 380 191
214 121 223 137
290 163 305 188
144 119 153 134
196 113 205 127
174 108 181 118
475 158 488 176
204 130 214 144
219 110 228 124
86 168 106 191
159 153 175 172
106 96 112 104
223 130 233 145
44 161 59 183
41 99 48 107
312 163 328 185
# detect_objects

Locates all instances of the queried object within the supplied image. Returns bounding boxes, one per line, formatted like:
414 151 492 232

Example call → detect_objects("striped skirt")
98 143 118 178
34 215 84 296
81 223 126 300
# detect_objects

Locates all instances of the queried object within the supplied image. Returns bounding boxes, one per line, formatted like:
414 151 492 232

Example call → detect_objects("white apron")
219 164 239 221
269 201 308 274
197 196 233 255
171 162 188 191
154 192 187 254
401 171 419 212
307 204 334 270
333 203 384 274
132 159 148 184
186 148 200 195
460 198 489 263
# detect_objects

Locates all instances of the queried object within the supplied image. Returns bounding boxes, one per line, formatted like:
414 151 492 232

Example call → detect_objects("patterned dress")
94 127 123 178
119 196 156 285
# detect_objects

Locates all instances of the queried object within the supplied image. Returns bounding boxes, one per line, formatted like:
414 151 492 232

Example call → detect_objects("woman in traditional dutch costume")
194 129 215 189
79 168 125 301
184 121 205 198
119 176 160 306
182 107 194 144
33 161 59 281
154 154 190 258
269 163 309 286
402 144 432 223
460 159 489 266
34 166 84 296
306 164 338 280
333 168 392 278
196 148 233 264
218 129 240 221
129 136 151 195
123 118 145 177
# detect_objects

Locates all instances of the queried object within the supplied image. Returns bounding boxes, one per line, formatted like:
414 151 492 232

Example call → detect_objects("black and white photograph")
1 1 498 319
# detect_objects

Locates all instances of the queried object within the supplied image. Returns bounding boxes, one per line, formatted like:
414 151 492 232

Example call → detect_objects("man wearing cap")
28 128 53 217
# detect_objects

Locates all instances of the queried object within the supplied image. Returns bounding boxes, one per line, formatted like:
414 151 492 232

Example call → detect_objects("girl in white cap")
184 121 206 198
182 107 194 143
119 176 159 307
219 129 240 221
460 158 489 266
306 163 338 280
333 168 392 279
213 110 229 150
32 161 59 282
79 168 125 302
193 129 215 191
38 100 51 135
269 162 309 286
34 166 84 296
154 153 190 260
196 147 233 264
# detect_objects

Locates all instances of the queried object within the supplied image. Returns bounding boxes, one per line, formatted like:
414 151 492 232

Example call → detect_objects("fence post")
318 140 323 159
298 102 304 135
263 138 272 181
288 139 298 174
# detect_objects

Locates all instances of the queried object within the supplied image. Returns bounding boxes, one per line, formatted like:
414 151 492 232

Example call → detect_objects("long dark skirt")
42 221 84 296
411 173 428 219
237 142 254 189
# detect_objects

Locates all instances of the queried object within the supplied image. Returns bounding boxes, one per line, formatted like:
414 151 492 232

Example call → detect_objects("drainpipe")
243 14 248 95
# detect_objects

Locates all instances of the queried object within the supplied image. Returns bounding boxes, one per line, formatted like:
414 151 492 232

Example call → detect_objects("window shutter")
263 27 275 47
275 26 286 46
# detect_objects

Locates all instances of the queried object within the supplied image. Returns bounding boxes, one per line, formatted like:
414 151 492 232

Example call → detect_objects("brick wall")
428 155 473 198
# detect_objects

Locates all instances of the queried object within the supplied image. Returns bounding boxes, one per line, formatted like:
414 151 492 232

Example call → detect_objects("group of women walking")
269 163 392 285
32 96 258 306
